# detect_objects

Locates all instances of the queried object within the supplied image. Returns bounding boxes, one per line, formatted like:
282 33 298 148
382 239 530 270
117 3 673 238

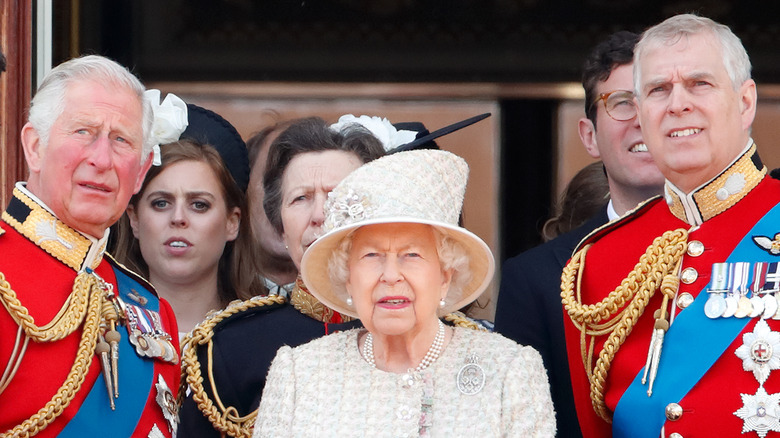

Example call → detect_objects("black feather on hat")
181 104 250 192
389 113 491 153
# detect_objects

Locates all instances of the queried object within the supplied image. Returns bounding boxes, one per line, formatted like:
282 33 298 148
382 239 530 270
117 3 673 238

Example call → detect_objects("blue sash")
59 267 158 437
613 202 780 438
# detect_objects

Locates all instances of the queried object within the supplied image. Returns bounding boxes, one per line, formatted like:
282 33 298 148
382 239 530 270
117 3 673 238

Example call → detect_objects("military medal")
735 320 780 384
752 262 775 319
734 262 753 318
764 263 780 320
456 353 486 395
155 375 179 433
705 263 729 318
125 304 178 364
764 296 778 321
750 262 766 317
734 386 780 438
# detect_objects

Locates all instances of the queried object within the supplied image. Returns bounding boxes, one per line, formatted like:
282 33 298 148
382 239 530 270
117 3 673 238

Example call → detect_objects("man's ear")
21 123 44 172
134 152 154 194
578 117 600 159
126 204 140 239
740 79 758 131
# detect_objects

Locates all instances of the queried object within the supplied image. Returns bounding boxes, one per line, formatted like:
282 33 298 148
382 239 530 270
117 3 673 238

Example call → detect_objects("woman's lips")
164 238 192 254
376 296 411 309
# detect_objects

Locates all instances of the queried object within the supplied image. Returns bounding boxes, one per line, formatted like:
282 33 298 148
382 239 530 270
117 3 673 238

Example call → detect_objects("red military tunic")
0 185 180 437
563 144 780 438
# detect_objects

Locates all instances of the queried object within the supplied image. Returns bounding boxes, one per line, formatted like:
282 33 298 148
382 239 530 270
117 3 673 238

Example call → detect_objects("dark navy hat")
181 104 250 192
389 113 491 153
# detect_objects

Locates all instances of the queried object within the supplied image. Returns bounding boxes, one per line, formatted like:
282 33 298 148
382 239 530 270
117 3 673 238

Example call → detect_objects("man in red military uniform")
562 14 780 438
0 55 180 437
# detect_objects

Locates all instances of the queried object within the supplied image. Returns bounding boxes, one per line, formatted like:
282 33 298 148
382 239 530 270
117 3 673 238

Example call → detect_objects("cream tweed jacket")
253 327 555 437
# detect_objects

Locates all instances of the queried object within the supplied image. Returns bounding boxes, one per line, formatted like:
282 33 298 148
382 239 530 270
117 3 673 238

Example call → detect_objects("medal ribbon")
613 202 780 438
766 262 780 291
753 262 768 294
734 261 750 296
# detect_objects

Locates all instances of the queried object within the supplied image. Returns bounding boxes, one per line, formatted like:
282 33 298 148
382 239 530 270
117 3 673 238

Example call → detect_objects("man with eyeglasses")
495 31 664 438
562 14 780 438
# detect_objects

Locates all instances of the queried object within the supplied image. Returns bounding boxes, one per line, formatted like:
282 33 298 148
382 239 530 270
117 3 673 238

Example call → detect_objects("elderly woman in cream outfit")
253 149 555 437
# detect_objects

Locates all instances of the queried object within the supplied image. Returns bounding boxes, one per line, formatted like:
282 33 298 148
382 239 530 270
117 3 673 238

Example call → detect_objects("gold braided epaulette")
0 270 121 437
561 227 689 422
179 295 286 438
443 311 488 331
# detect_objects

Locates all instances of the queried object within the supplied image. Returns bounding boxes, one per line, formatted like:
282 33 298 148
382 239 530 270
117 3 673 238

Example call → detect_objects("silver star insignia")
735 320 780 385
155 375 179 432
734 386 780 438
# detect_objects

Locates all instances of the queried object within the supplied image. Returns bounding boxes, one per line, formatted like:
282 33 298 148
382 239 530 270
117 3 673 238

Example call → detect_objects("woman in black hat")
111 104 263 338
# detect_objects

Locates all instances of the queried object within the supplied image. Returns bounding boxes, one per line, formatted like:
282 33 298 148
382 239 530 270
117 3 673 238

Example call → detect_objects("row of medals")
698 262 780 436
704 261 780 319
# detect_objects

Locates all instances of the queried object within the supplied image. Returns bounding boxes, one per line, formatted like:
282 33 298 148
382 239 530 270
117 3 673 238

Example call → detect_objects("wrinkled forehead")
643 29 720 55
350 222 437 248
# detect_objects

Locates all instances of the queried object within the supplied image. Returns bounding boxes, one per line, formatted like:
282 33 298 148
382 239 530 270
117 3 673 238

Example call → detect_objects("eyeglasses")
592 90 637 122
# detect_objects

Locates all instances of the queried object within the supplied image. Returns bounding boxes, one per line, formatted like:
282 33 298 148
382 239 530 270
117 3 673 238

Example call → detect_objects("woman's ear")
226 207 240 241
440 268 453 299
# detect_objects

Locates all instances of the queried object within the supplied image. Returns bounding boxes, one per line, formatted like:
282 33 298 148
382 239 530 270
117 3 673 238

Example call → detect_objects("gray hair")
28 55 153 159
634 14 751 96
328 225 472 312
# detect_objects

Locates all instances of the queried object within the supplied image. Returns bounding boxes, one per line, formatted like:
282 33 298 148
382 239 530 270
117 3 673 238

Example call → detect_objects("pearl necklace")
362 320 446 372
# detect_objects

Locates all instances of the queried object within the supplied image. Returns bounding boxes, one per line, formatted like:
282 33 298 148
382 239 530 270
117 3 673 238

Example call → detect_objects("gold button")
687 240 705 257
666 402 683 421
669 434 683 438
681 267 698 284
677 293 694 310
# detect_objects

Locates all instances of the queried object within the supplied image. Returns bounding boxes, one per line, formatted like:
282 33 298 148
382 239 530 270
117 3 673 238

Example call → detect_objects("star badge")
734 387 780 438
155 375 179 433
735 320 780 384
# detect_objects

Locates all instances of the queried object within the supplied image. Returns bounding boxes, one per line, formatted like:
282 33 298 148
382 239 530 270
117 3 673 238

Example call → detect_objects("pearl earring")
439 299 446 308
346 297 353 306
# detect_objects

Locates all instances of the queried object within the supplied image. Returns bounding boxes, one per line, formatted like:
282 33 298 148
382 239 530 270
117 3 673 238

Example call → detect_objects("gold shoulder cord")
179 295 286 438
443 311 488 331
560 228 689 422
0 271 119 437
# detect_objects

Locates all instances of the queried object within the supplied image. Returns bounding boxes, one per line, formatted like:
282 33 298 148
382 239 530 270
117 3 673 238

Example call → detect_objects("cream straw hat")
300 149 495 318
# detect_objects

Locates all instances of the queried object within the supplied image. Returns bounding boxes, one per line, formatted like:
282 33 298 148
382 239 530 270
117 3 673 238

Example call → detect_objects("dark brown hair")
111 139 263 305
541 161 610 242
582 31 640 127
263 117 385 234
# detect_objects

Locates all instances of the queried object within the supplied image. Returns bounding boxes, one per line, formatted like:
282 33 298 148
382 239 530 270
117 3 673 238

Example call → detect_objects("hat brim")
300 217 495 318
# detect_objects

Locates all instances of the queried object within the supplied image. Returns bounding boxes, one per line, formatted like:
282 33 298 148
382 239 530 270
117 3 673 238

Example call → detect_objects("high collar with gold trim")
1 183 109 272
290 275 354 324
664 141 766 226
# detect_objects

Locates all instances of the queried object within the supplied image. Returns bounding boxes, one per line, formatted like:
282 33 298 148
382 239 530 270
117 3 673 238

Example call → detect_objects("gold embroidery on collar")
1 187 101 271
666 144 766 224
290 276 354 323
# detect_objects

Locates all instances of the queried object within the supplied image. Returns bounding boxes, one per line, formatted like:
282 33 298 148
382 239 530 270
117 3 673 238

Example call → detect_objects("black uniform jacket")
494 208 609 438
